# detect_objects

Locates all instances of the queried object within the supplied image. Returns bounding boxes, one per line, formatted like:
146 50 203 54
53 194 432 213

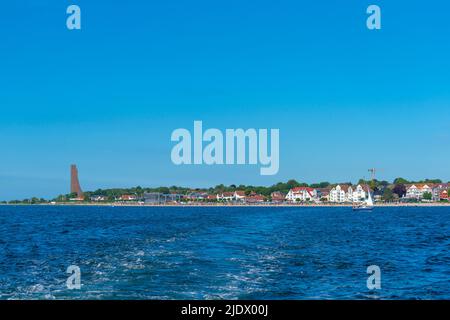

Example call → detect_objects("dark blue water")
0 205 448 300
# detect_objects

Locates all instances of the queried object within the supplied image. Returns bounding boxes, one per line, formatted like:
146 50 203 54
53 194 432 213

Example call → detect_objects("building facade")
329 185 350 203
285 187 317 202
405 184 433 200
144 193 182 204
328 184 367 203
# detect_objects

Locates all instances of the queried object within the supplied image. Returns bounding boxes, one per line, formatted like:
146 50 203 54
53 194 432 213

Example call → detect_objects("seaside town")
2 165 449 206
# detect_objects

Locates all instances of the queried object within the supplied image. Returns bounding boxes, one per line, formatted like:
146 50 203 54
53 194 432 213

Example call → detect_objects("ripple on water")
0 206 449 299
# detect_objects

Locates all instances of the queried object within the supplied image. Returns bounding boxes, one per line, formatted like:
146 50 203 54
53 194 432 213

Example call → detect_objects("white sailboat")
353 186 374 211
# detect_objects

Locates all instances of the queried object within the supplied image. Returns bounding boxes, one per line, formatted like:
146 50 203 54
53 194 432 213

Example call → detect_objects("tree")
369 180 378 193
382 188 394 202
393 178 409 185
310 182 330 189
379 181 390 187
423 192 432 201
159 187 170 194
392 184 407 198
286 179 299 188
422 179 442 184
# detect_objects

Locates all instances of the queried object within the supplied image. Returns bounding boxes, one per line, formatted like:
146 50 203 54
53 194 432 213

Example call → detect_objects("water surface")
0 206 448 299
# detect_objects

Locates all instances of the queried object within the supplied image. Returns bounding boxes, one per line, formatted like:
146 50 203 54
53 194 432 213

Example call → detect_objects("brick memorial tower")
70 164 83 198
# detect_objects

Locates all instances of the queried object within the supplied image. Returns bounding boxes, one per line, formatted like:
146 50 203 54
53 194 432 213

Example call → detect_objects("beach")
3 202 449 208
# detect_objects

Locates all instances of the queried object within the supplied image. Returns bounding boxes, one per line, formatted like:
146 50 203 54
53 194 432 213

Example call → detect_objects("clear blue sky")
1 0 449 200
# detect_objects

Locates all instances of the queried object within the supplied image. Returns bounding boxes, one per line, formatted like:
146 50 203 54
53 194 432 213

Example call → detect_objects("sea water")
0 206 448 300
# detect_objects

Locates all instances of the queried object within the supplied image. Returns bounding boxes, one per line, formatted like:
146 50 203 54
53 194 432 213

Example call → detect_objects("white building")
329 185 367 203
405 184 433 200
90 195 108 202
216 192 235 201
234 191 246 202
285 187 317 202
329 185 350 203
432 184 449 201
348 185 367 202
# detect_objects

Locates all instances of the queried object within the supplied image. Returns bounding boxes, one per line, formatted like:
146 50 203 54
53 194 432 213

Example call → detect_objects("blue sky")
1 0 449 200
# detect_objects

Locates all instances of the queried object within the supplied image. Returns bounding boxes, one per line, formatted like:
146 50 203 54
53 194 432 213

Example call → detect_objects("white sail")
353 185 374 211
366 188 374 207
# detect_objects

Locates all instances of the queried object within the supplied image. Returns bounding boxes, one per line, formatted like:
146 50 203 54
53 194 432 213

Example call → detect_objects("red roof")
271 192 285 200
246 194 265 202
290 187 316 197
335 185 352 191
407 184 433 190
291 187 314 192
120 195 136 200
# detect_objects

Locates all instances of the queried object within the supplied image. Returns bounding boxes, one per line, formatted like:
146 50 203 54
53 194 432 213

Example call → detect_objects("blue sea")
0 206 448 300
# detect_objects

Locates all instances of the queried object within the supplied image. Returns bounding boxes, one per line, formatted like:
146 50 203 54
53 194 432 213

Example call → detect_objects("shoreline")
1 202 450 208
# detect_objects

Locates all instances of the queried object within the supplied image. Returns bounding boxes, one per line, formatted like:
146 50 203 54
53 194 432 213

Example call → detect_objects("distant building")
216 192 235 201
329 185 351 203
349 185 367 202
69 197 84 201
186 192 208 200
90 195 108 202
285 187 317 202
270 191 285 203
70 164 84 199
144 193 163 204
234 191 246 202
246 194 265 203
144 192 182 204
215 191 247 202
118 194 137 201
374 195 383 202
440 190 449 201
329 184 367 203
316 188 331 201
405 184 433 200
432 184 449 201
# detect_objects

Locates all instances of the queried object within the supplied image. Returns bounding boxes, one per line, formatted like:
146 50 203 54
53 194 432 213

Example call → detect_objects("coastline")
1 202 450 208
